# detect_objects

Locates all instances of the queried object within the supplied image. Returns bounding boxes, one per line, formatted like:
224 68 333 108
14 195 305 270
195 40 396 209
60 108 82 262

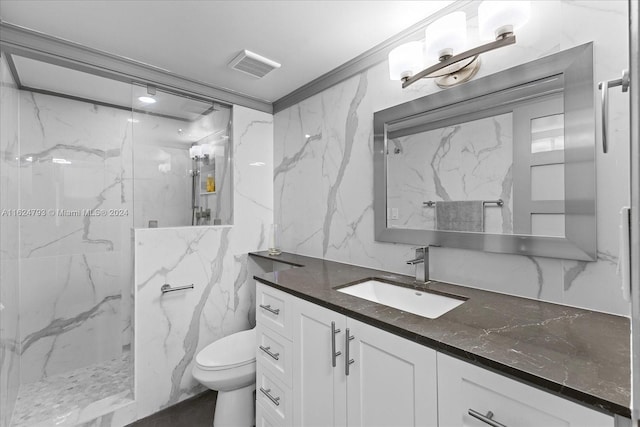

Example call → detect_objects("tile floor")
10 353 132 427
127 391 217 427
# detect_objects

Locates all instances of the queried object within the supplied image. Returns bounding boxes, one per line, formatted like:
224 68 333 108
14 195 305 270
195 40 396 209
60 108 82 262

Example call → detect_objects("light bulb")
478 1 530 40
388 41 425 81
138 96 156 104
425 12 467 62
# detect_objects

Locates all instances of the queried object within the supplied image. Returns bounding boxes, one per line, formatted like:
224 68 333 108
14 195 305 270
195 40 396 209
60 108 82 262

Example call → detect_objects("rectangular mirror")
374 43 595 261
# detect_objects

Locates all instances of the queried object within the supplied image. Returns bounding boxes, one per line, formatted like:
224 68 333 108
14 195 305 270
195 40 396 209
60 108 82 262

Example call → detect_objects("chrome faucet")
406 247 429 283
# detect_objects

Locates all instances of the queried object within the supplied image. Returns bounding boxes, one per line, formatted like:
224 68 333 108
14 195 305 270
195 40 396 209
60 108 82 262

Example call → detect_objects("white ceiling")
0 0 452 103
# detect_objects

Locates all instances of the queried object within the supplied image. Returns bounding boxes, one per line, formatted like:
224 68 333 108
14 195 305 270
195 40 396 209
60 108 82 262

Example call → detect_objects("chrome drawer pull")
259 304 280 315
468 409 507 427
331 321 342 368
345 328 355 376
259 345 280 361
260 387 281 406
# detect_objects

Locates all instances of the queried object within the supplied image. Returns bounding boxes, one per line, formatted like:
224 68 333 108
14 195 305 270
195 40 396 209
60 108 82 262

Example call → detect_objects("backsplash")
134 105 272 419
274 0 630 316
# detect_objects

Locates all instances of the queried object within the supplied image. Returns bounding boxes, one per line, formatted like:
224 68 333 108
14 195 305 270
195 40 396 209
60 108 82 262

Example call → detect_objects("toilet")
192 328 256 427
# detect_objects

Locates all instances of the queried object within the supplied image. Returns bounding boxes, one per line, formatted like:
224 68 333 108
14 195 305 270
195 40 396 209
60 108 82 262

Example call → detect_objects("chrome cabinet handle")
259 304 280 315
598 69 630 153
259 345 280 361
345 328 355 376
260 387 281 406
468 409 507 427
331 321 342 368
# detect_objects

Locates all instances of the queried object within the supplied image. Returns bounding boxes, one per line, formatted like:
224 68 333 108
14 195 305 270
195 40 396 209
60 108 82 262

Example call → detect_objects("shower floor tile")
11 354 133 427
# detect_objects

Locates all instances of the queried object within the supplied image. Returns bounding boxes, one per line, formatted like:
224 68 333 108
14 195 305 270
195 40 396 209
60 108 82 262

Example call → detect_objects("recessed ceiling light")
138 96 156 104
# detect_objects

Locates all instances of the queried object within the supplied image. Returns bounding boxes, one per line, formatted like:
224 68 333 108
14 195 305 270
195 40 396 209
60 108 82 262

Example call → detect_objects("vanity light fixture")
389 1 530 89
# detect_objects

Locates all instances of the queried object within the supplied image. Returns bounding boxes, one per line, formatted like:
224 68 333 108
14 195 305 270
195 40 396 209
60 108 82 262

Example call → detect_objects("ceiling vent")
228 50 281 78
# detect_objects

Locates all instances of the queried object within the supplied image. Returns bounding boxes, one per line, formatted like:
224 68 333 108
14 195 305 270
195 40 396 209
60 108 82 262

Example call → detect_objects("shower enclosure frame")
628 0 640 425
0 20 240 426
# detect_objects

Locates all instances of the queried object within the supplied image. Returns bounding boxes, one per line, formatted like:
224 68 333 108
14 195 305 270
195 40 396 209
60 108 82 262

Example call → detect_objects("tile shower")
0 54 234 426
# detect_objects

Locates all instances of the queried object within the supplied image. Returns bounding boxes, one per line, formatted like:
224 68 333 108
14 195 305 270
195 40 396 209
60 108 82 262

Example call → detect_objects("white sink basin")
337 280 465 319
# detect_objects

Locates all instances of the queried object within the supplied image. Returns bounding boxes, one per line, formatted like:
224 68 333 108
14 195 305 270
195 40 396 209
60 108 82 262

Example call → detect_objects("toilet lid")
196 328 256 370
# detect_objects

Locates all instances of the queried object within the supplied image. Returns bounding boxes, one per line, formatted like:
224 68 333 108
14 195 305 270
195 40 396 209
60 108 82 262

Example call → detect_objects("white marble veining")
135 106 273 419
274 0 631 316
1 54 21 427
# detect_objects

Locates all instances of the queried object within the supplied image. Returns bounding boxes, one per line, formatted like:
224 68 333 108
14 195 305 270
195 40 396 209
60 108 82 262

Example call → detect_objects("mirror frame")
374 43 596 261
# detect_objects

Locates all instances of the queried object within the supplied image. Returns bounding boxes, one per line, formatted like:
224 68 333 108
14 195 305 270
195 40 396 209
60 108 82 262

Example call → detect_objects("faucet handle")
406 247 426 265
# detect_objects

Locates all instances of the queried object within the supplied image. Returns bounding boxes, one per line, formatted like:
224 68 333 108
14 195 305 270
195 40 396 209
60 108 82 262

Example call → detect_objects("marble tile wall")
274 0 631 316
18 91 134 384
387 113 513 233
0 54 21 427
134 105 272 419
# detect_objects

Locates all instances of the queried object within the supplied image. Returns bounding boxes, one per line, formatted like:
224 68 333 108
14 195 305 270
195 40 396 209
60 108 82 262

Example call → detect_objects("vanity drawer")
437 353 614 427
256 283 292 339
257 325 292 386
257 364 292 427
257 401 283 427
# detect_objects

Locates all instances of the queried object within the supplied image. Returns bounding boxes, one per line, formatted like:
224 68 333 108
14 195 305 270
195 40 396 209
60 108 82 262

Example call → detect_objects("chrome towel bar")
423 199 503 207
160 283 194 294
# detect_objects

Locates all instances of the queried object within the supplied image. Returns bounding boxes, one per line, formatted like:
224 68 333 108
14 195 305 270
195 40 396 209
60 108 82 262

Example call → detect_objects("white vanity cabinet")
345 316 438 427
437 353 614 427
256 282 616 427
256 284 295 427
290 289 438 427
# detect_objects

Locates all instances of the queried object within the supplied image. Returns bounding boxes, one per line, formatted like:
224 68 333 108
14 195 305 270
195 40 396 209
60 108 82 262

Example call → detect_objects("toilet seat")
195 328 256 371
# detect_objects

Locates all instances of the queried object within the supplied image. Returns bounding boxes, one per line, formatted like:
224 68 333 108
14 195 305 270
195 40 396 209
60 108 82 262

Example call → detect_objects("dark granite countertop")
249 251 630 418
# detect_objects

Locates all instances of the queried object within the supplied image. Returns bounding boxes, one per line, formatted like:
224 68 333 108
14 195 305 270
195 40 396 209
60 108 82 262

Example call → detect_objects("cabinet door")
346 318 438 427
292 297 347 427
437 353 614 427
